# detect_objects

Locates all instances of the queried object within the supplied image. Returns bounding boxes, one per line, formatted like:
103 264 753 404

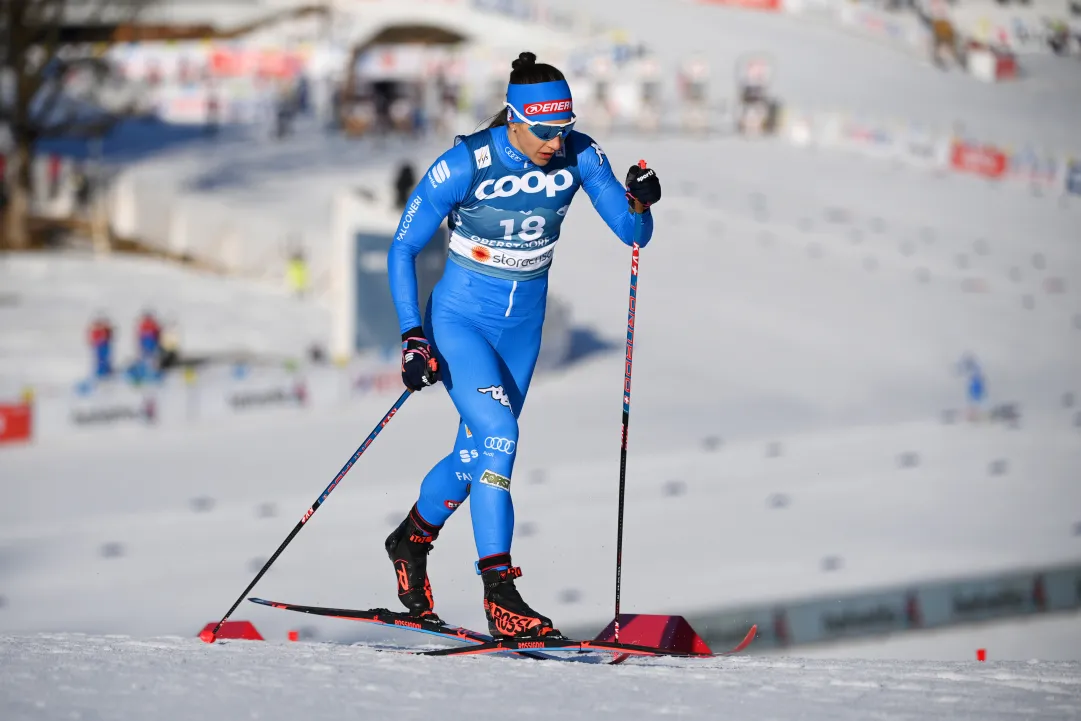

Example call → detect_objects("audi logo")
484 436 516 454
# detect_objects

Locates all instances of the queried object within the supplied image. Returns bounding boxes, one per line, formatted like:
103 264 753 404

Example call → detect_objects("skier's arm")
575 133 654 248
387 143 472 334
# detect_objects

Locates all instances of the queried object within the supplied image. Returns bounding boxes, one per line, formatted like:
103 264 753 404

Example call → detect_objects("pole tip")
199 629 217 644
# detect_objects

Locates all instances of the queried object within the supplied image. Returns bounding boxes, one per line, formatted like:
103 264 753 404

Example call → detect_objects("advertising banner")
1066 159 1081 196
950 141 1008 179
70 397 156 427
0 403 32 444
700 0 784 11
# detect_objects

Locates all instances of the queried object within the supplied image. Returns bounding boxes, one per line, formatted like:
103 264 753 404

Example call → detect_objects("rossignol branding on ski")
249 598 756 662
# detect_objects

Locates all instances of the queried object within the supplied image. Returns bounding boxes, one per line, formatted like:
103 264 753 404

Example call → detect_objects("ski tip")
730 624 758 654
248 597 270 606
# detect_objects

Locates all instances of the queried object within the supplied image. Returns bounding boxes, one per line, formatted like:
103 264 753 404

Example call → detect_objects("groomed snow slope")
2 634 1079 721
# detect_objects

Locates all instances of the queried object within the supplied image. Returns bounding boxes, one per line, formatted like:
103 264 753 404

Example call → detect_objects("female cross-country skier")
386 52 663 639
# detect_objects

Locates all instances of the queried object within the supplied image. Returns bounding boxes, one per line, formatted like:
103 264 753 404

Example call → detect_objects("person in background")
159 319 181 371
394 162 417 209
286 250 309 298
958 354 986 421
88 314 114 379
136 311 162 380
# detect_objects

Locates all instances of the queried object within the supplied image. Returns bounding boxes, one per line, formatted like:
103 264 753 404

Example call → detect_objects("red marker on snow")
199 629 216 644
976 648 986 662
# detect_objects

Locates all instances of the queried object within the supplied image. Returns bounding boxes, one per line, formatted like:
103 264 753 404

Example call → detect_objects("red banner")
950 142 1008 179
700 0 783 11
0 403 32 445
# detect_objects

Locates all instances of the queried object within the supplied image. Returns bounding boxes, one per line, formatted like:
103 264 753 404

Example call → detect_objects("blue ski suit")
388 124 652 566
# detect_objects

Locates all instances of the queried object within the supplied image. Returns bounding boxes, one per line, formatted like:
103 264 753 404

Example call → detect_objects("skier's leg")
431 318 520 563
413 419 475 526
386 420 476 617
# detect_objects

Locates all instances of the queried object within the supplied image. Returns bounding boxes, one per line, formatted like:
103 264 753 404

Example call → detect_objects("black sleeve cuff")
402 326 424 342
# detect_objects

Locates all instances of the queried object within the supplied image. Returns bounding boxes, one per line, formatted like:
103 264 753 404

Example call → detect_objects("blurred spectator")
394 162 417 209
958 354 986 421
0 155 8 215
287 250 309 298
73 162 92 215
160 320 181 371
87 314 114 379
128 310 162 383
206 88 220 138
47 155 62 200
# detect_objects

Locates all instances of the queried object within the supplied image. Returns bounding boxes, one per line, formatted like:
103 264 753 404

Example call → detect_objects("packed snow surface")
2 634 1080 721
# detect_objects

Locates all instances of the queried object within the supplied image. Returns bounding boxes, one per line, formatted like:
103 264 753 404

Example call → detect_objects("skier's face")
508 121 566 166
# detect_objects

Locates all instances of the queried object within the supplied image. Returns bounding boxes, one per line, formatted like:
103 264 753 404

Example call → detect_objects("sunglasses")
505 103 576 142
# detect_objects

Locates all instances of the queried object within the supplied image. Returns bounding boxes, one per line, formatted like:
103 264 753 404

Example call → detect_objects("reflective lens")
526 119 575 142
506 103 575 142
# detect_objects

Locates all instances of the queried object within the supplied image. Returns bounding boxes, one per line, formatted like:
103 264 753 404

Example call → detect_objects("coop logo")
395 196 423 242
474 169 573 200
523 99 572 116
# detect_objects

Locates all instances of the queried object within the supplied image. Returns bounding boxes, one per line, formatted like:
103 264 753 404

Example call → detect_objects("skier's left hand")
625 164 661 213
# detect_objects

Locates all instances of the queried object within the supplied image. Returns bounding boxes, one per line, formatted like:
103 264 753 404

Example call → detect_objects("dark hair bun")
512 52 537 71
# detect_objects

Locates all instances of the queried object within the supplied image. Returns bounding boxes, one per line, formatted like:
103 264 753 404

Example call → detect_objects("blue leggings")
414 261 546 564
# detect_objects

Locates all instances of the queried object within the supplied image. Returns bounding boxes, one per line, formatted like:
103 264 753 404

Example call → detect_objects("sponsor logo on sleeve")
395 195 423 242
591 142 605 164
429 159 451 187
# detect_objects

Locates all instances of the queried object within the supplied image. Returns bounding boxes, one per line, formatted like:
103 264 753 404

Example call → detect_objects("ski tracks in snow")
2 635 1080 721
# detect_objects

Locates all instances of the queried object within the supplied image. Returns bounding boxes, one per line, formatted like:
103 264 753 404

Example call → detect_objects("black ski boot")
479 554 562 639
385 505 441 618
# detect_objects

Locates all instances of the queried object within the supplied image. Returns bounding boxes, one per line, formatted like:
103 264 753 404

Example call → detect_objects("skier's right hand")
401 327 440 392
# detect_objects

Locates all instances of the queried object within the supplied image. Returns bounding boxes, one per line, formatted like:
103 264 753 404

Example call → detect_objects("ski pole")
613 160 648 644
201 388 413 643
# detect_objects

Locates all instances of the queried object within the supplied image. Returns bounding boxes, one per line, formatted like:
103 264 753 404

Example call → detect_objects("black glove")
401 327 440 392
625 164 662 211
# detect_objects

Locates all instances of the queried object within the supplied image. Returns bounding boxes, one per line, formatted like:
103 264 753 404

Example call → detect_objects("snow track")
2 634 1079 721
